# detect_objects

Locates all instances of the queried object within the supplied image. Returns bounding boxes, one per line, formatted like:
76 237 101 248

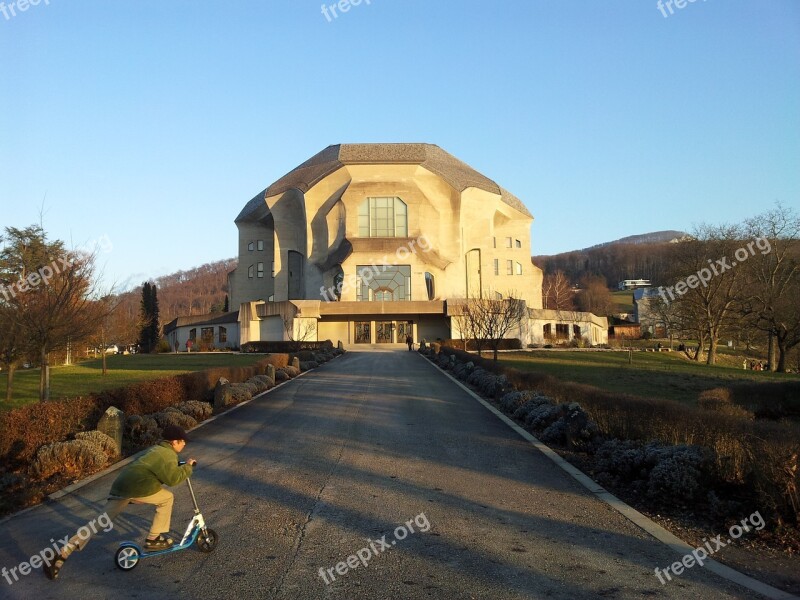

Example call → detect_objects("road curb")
420 356 799 600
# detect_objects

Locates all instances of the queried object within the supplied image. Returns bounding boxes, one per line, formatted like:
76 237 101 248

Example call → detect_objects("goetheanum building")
229 143 607 347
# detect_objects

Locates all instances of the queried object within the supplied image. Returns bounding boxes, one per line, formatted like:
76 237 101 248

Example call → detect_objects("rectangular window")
271 261 275 278
493 259 499 276
493 237 496 248
219 326 227 343
556 324 569 339
515 262 522 275
257 262 264 278
257 240 264 251
360 197 407 237
506 260 513 275
248 265 254 279
201 327 214 343
247 241 254 251
189 328 197 341
515 239 521 248
506 237 512 248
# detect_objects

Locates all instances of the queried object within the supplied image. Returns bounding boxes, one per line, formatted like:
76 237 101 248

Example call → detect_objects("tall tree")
542 270 574 310
665 224 746 365
138 281 161 353
575 275 614 316
0 225 105 400
740 204 800 372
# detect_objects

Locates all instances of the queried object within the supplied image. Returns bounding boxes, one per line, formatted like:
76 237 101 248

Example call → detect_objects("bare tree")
740 204 800 372
542 270 574 310
456 291 527 361
665 225 746 365
282 313 318 352
575 275 614 317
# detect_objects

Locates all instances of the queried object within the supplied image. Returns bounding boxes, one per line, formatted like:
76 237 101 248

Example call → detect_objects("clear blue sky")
2 0 798 291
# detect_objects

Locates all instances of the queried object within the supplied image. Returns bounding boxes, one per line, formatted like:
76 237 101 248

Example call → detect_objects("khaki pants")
63 488 174 557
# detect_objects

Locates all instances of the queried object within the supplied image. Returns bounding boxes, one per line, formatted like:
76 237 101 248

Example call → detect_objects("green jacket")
110 442 193 498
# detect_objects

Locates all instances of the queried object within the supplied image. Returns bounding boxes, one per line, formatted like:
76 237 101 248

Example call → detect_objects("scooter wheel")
115 545 140 571
195 528 218 553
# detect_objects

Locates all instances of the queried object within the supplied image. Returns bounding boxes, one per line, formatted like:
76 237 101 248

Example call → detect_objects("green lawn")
0 353 266 410
497 350 799 404
611 290 634 313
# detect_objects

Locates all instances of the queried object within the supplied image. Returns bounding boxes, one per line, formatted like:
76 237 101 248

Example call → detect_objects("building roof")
236 143 531 221
163 310 240 335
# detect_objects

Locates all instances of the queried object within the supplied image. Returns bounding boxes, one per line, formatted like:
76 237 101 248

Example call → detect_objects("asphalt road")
0 349 758 599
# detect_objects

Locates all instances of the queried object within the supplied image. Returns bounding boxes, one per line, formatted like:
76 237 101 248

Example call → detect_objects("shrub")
175 401 213 422
241 341 333 353
125 415 161 450
152 409 198 432
0 396 103 467
75 430 119 459
31 440 108 480
275 370 289 382
698 389 754 420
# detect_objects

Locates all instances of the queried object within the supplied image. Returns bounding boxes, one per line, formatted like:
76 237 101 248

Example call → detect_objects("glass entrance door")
376 321 394 343
355 321 371 344
396 321 412 342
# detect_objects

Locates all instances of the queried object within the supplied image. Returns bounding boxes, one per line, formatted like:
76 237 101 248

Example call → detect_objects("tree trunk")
768 331 778 372
707 336 718 365
5 364 14 403
39 347 50 401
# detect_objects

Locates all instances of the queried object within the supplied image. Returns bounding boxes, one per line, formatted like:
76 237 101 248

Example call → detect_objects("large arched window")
358 197 407 237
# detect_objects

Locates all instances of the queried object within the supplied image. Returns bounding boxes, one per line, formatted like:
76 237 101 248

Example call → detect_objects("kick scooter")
114 462 218 571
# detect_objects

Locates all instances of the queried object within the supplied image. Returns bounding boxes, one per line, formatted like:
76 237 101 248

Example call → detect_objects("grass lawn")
497 350 800 404
0 353 266 410
611 290 634 313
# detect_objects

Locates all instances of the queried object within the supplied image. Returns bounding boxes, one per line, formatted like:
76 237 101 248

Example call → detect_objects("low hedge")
0 355 288 469
439 338 523 351
431 345 800 526
242 340 334 353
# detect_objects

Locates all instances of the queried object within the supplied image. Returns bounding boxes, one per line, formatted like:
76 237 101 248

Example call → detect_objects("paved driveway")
0 350 757 599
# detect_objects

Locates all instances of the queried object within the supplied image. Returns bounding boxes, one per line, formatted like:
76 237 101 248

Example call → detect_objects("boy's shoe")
43 554 67 580
144 534 174 551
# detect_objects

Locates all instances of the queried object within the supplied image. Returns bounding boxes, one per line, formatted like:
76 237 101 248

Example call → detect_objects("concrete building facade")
228 143 606 347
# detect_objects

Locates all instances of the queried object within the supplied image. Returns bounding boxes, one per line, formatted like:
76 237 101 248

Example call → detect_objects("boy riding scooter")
44 425 197 579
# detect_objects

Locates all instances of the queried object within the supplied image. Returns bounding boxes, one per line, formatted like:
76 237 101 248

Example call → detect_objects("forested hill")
532 232 688 286
116 258 237 325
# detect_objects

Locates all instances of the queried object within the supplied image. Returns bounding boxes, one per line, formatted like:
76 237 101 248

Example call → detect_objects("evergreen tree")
138 282 160 352
223 294 229 312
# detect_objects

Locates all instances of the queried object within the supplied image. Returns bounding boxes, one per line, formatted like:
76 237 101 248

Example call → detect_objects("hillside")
532 231 687 286
111 259 237 344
